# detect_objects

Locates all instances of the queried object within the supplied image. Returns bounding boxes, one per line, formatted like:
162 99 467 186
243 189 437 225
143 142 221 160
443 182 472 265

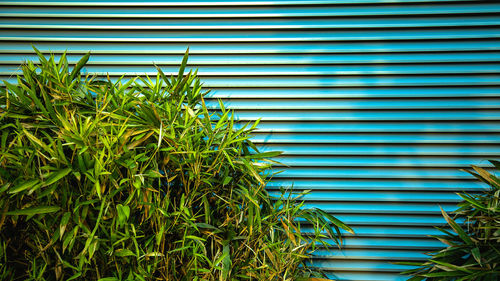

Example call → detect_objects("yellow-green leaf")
7 206 61 216
8 179 40 194
44 168 72 186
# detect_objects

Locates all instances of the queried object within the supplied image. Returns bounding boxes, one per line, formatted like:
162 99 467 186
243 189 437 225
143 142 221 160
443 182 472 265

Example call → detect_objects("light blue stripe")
228 110 500 121
2 40 499 53
4 63 500 75
0 0 473 6
3 3 500 17
267 178 486 191
271 156 496 167
3 15 500 29
267 190 462 202
2 28 500 41
259 144 500 156
4 52 500 64
251 133 500 144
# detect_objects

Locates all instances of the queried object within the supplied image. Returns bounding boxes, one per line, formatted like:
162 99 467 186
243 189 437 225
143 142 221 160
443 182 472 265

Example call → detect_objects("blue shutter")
1 1 499 280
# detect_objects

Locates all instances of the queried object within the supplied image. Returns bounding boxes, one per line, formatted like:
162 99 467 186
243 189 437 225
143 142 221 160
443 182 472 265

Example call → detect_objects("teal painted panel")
1 1 499 280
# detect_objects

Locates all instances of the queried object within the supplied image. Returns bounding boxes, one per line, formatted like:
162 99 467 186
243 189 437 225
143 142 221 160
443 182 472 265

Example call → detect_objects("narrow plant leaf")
178 47 189 79
221 243 231 280
471 247 483 266
115 249 135 257
70 52 90 81
59 212 71 239
32 45 48 64
7 206 61 216
440 206 473 246
8 179 40 194
430 259 473 273
43 168 72 186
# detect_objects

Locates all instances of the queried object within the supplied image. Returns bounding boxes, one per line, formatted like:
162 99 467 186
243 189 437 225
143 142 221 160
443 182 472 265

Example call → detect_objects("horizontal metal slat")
335 224 443 236
316 214 450 227
2 3 499 18
267 190 461 202
4 75 498 87
248 122 500 132
273 167 481 179
2 15 499 29
267 178 486 191
299 201 456 214
171 76 500 87
320 271 408 281
271 155 497 167
313 249 427 261
2 28 500 42
4 63 499 75
207 99 500 109
333 237 444 249
0 0 472 7
310 259 417 272
320 271 407 281
206 87 500 98
2 40 499 53
3 52 500 64
259 144 500 156
251 133 500 144
229 110 500 121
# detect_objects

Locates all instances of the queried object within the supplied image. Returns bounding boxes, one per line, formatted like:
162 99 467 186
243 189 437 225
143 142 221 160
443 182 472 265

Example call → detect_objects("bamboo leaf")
7 206 61 216
32 45 47 64
221 243 231 280
115 249 135 257
178 47 189 79
429 259 473 273
471 247 482 266
70 52 90 81
116 204 130 226
440 206 473 245
43 168 72 186
8 179 40 194
59 211 71 239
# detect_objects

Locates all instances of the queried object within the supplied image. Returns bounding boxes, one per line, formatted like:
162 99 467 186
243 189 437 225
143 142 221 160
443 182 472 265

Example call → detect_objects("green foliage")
0 48 352 281
399 161 500 281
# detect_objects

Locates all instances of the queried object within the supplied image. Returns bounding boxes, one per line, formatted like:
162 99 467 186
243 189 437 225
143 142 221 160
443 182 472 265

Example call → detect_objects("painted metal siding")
1 1 500 280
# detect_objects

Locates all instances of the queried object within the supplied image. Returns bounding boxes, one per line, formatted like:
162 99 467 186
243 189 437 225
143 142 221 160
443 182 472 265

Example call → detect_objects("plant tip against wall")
398 161 500 281
0 47 353 281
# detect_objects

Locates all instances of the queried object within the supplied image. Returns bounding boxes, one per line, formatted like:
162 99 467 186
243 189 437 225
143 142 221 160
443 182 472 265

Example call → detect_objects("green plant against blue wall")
0 48 352 281
399 161 500 281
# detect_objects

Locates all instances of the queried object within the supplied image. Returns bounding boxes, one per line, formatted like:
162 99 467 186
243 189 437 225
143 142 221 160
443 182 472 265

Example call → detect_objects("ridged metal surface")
1 1 500 280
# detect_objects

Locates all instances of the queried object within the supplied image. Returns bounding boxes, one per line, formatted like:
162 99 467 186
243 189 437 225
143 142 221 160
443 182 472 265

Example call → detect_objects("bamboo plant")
0 48 353 281
399 161 500 280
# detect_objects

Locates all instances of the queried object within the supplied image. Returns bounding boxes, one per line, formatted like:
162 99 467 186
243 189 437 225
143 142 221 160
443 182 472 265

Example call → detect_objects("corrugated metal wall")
1 1 500 280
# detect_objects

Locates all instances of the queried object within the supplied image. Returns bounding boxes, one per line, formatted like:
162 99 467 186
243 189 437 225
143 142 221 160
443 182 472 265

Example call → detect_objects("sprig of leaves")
398 161 500 281
0 48 350 281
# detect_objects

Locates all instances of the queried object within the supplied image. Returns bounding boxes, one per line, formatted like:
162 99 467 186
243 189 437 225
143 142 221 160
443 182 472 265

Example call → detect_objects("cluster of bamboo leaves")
400 161 500 280
0 48 353 281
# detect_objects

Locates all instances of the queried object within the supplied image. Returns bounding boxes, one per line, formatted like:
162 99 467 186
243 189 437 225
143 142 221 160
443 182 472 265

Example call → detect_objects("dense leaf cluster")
0 48 352 281
400 162 500 281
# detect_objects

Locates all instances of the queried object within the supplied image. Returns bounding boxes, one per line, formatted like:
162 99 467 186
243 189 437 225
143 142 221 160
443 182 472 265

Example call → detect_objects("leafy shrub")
400 161 500 280
0 48 353 281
